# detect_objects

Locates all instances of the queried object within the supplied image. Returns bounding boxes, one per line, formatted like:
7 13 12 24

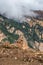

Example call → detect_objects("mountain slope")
0 13 43 51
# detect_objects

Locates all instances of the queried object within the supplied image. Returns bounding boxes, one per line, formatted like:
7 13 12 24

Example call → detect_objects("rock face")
39 43 43 51
0 32 6 42
14 31 29 50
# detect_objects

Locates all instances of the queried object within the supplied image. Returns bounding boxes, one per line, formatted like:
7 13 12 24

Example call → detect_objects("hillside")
0 13 43 50
0 11 43 65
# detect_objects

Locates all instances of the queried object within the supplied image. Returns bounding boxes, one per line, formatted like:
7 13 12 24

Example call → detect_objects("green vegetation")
0 15 43 50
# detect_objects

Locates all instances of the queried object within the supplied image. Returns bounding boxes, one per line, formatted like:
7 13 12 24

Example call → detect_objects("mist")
0 0 43 21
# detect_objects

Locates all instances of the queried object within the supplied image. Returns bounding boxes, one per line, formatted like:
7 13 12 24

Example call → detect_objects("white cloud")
0 0 43 19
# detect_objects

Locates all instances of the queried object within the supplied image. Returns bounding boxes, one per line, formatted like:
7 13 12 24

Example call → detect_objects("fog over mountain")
0 0 43 20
